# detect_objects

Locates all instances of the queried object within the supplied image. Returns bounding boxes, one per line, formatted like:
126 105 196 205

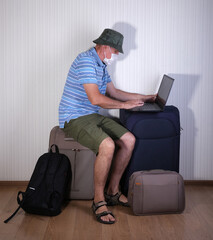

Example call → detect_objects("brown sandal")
92 201 115 224
104 191 129 207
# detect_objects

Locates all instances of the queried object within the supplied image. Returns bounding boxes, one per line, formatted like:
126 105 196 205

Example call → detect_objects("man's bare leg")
107 132 135 203
93 137 115 222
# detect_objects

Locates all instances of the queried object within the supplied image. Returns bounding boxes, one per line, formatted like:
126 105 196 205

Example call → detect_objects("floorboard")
0 185 213 240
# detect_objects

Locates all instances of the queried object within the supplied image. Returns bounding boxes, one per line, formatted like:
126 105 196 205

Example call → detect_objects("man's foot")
92 201 115 224
118 193 128 204
105 191 129 207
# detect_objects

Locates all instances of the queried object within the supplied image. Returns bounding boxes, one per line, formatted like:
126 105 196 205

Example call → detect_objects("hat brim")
93 39 124 54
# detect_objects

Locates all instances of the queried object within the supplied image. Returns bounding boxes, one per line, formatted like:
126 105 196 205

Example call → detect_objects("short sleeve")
76 56 98 85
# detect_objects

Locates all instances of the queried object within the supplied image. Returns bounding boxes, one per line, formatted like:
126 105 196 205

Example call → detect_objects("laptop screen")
156 75 174 107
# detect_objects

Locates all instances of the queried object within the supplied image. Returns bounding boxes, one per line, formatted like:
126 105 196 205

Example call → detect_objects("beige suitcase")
128 170 185 215
49 126 96 199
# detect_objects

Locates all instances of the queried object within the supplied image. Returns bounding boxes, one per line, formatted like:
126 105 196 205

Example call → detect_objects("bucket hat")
93 28 124 54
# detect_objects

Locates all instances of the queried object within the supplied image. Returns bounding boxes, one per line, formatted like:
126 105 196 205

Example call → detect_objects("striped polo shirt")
59 47 112 128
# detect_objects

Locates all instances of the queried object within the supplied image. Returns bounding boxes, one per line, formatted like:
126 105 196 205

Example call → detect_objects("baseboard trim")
184 180 213 185
0 180 212 186
0 181 29 186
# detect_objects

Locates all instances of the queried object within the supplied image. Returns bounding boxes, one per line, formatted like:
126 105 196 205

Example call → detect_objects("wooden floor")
0 185 213 240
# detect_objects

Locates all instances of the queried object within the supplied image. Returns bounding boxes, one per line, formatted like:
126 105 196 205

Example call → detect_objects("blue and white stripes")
59 47 111 128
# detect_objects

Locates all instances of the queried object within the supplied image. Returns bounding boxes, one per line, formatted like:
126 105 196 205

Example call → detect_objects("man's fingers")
124 100 144 109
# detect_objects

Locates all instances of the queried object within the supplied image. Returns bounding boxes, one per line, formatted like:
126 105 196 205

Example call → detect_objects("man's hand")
123 99 144 109
142 94 157 103
84 83 143 109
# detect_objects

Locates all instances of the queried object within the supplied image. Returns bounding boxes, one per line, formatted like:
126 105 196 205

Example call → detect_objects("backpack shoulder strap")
4 206 21 223
4 191 25 223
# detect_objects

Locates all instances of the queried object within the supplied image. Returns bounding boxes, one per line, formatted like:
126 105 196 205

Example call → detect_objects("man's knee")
99 137 115 153
125 132 136 150
117 132 136 151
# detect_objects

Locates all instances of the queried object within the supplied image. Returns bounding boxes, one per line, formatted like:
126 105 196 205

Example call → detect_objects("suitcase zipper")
71 149 80 192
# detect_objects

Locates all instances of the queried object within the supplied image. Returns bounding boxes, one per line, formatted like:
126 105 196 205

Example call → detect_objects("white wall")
0 0 212 180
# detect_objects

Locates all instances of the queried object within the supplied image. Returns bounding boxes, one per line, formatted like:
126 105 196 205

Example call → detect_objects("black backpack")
4 144 72 223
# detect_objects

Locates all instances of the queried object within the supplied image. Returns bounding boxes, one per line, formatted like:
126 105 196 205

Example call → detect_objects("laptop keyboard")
142 103 156 110
129 102 162 111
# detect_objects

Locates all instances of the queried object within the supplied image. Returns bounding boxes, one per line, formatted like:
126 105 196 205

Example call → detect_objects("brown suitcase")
128 170 185 215
49 126 96 199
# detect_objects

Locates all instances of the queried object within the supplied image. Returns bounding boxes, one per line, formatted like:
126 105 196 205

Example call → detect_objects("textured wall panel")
0 0 212 180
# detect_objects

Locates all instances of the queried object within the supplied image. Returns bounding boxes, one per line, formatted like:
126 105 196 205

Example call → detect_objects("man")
59 29 156 224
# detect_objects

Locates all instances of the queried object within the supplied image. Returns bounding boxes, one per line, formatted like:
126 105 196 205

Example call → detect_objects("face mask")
103 47 118 65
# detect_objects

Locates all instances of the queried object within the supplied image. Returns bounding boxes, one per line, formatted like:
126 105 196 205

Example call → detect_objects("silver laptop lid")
156 75 174 108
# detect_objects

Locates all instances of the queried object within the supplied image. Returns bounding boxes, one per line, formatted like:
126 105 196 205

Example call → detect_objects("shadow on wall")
109 22 137 79
168 73 200 179
100 22 137 117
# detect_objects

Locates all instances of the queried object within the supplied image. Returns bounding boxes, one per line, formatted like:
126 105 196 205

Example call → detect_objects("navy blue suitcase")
120 105 180 196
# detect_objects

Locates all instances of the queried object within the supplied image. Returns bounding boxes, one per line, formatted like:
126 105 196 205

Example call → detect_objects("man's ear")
103 45 110 51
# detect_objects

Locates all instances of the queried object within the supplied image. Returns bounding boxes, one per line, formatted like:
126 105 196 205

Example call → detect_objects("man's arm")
83 84 144 109
106 81 156 102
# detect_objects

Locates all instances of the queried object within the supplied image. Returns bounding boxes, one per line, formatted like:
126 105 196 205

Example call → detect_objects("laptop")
129 74 174 112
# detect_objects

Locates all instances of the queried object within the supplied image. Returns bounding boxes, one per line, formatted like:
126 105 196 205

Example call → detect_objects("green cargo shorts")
63 113 129 155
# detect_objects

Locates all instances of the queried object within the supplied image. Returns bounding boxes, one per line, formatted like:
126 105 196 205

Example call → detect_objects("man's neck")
95 46 105 62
